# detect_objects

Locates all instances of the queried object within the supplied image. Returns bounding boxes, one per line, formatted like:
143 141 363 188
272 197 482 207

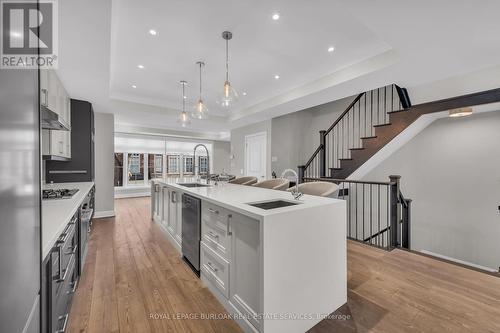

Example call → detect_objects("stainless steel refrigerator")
0 42 41 333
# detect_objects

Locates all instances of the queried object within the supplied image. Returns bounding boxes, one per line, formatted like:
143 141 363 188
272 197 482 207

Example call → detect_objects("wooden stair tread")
387 109 409 114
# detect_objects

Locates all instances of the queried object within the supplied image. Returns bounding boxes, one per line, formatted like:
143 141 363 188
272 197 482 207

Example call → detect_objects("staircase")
298 84 412 181
298 85 500 251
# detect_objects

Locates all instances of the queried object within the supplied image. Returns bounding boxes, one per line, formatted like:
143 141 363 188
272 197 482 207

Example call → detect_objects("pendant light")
217 31 238 108
192 61 209 119
177 80 191 127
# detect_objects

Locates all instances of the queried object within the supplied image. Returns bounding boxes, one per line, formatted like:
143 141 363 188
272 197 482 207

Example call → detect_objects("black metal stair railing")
303 175 411 251
299 84 410 181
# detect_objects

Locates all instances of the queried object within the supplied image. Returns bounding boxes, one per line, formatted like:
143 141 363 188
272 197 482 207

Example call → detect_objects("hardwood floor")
68 197 500 333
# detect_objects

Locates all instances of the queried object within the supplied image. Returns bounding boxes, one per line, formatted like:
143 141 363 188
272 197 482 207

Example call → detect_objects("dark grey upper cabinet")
46 99 95 183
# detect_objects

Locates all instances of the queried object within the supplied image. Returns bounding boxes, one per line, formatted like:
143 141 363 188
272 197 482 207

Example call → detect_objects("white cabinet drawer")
201 202 232 260
201 242 229 299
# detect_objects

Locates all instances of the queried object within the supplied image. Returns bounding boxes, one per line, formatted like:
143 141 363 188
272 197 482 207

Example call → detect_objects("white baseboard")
93 210 115 218
114 192 151 199
419 249 496 272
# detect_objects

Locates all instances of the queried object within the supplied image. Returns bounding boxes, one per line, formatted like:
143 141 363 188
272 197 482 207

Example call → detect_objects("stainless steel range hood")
41 105 70 131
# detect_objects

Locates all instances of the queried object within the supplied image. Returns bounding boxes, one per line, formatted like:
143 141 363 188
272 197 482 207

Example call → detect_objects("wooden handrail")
363 226 390 242
325 92 365 135
303 144 323 169
303 177 393 186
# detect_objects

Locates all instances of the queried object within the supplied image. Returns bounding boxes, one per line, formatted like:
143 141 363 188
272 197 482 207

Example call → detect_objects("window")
183 155 194 174
198 156 208 174
148 154 163 183
127 153 145 185
114 153 124 187
167 154 180 174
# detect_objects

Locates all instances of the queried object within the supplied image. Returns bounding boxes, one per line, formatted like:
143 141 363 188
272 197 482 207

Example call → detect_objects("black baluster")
378 184 381 247
348 182 351 238
384 85 387 123
355 183 358 240
371 90 374 135
370 184 373 245
362 183 365 242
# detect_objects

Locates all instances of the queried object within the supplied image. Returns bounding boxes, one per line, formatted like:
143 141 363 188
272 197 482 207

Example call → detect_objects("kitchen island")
151 178 346 333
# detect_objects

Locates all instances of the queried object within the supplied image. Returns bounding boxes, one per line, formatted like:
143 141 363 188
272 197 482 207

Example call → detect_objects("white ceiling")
109 0 390 115
57 0 500 138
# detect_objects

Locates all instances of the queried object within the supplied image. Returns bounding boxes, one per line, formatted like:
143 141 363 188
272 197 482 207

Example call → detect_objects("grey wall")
270 96 353 176
213 141 231 174
230 120 272 177
94 112 115 217
362 111 500 270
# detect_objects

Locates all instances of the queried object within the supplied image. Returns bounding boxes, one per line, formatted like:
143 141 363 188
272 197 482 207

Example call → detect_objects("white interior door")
245 132 267 180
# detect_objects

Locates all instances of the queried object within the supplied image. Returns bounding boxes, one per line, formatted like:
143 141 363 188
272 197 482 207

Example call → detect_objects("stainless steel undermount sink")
177 183 211 188
246 199 301 210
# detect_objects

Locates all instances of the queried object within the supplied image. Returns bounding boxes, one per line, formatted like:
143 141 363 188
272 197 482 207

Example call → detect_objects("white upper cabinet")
40 69 71 159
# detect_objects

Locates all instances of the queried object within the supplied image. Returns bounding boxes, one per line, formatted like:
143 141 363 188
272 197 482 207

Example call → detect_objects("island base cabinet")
151 183 162 222
229 212 261 332
168 189 182 246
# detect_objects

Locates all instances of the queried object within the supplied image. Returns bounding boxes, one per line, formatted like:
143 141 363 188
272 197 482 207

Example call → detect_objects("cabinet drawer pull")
207 262 218 272
227 214 233 236
208 208 219 214
67 279 78 295
171 191 177 203
41 88 48 106
55 313 69 333
64 245 78 255
52 245 63 281
56 254 74 283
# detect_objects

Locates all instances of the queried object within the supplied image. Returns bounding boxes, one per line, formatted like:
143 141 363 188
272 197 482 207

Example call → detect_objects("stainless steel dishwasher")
181 193 201 274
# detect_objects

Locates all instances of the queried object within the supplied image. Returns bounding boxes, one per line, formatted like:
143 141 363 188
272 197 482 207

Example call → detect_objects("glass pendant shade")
192 98 208 119
177 80 191 127
192 61 209 119
218 31 237 108
217 80 238 108
177 110 191 127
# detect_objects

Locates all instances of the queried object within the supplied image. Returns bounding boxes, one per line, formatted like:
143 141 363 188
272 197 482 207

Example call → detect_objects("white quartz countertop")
41 182 94 259
153 177 343 219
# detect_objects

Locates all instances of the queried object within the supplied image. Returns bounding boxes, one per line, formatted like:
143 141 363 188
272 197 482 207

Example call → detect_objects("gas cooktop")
42 188 79 200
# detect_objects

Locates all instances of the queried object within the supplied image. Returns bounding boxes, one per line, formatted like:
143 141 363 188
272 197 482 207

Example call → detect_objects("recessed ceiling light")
272 13 280 20
149 29 157 36
132 85 137 89
242 92 247 96
183 95 187 99
137 64 145 69
328 46 335 53
274 75 280 79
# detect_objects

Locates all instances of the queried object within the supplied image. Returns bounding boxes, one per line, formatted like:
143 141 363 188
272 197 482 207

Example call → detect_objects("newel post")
319 130 326 178
389 175 401 248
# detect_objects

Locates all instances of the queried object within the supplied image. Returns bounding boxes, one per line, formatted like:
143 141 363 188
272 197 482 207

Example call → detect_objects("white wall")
230 120 272 178
213 141 230 174
94 112 115 218
362 110 500 270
